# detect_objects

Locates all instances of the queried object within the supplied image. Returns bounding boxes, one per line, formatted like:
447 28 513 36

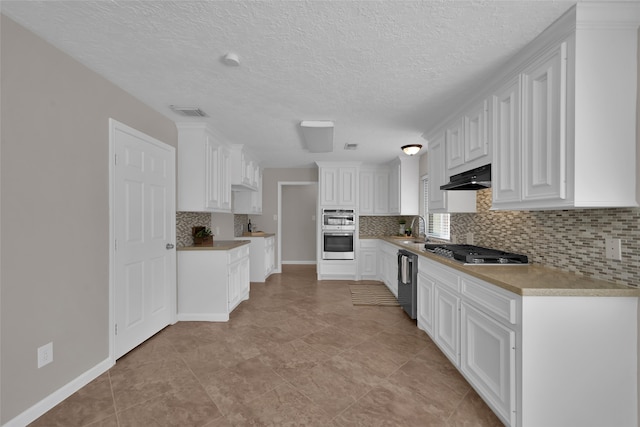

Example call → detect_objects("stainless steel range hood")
440 164 491 191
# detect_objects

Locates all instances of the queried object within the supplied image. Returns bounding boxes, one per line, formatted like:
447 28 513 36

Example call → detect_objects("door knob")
166 243 175 250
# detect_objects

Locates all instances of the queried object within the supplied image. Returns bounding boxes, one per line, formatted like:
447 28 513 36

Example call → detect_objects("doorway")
277 182 317 271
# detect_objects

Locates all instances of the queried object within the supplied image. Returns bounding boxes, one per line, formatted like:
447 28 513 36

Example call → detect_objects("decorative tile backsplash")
451 189 640 288
176 212 212 247
360 190 640 287
234 214 249 237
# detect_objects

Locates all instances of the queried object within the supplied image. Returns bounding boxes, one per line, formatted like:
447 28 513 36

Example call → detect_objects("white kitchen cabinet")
416 268 435 336
377 240 398 297
388 156 419 216
445 118 465 170
177 244 250 321
427 133 476 213
358 239 378 280
317 162 359 207
493 42 567 209
460 302 516 426
229 144 258 191
434 283 460 366
412 250 637 427
235 235 275 282
490 6 638 210
233 167 262 214
446 101 491 175
492 75 522 206
177 123 232 213
359 167 389 215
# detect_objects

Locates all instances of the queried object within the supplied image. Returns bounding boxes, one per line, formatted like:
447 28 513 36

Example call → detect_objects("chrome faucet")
410 216 427 241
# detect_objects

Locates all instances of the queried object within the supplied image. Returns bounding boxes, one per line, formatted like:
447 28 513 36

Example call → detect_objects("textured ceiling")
2 0 581 167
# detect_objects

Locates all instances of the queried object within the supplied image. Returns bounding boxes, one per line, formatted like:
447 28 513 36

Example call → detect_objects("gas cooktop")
424 244 529 265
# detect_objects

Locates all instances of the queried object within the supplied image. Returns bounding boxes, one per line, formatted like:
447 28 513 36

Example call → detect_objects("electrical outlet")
466 232 474 245
37 342 53 368
605 237 622 261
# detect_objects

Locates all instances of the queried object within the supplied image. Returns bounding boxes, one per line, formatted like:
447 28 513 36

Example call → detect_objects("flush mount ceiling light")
222 52 240 66
300 121 334 153
401 144 422 156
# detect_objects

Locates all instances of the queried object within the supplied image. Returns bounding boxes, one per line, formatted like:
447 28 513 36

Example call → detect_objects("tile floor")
30 265 503 427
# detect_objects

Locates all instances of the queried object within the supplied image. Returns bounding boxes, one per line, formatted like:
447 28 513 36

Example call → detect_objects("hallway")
31 265 502 426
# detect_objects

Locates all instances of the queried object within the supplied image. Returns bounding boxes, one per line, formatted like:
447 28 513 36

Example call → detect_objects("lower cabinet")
460 302 516 426
358 239 378 280
377 240 398 296
235 236 275 282
416 270 435 335
416 254 637 427
434 284 460 366
177 244 250 321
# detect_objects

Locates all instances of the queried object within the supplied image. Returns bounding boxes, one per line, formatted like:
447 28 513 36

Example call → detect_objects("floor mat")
349 283 399 306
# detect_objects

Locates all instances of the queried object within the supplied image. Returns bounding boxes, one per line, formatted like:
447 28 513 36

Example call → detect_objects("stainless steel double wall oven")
321 209 355 260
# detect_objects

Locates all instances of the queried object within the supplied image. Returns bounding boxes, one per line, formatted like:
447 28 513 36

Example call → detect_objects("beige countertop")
237 233 276 238
374 236 640 297
177 240 250 251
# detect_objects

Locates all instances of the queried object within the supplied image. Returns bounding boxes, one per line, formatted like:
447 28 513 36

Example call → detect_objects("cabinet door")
446 119 465 170
205 138 221 210
461 302 516 427
465 100 489 163
218 145 232 211
374 170 389 214
388 161 400 214
522 42 567 203
427 134 447 212
492 76 522 205
417 272 435 336
319 168 339 205
359 249 377 279
435 284 460 365
228 259 241 311
359 170 374 214
339 167 358 206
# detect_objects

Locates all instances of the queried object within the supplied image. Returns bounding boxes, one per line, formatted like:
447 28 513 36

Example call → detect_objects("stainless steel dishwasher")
397 249 418 319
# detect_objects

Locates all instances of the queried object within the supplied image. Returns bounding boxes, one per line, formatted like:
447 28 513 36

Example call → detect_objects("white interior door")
111 119 176 360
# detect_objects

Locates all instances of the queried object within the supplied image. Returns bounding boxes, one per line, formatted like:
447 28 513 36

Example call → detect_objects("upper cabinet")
427 3 639 211
388 156 420 216
359 166 389 215
317 162 359 207
428 133 477 214
229 144 259 191
494 4 639 210
359 156 419 216
177 123 232 213
446 100 491 176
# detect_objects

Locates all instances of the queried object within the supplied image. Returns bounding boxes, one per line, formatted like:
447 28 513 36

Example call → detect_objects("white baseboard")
176 313 229 322
3 357 113 427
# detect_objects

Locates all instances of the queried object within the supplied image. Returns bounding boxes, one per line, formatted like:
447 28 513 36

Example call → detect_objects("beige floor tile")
116 384 221 427
30 263 501 427
225 383 334 426
29 374 116 427
201 357 285 415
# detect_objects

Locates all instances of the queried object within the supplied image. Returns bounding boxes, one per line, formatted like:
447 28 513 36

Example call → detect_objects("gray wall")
0 15 177 423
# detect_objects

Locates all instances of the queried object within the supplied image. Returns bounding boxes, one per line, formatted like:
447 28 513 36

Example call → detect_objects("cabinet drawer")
229 245 250 263
461 277 518 325
424 261 460 293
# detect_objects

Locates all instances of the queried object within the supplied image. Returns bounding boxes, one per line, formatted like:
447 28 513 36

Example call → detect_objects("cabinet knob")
166 243 175 250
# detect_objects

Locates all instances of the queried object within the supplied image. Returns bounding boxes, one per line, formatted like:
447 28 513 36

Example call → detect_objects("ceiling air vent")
344 143 358 150
169 105 208 117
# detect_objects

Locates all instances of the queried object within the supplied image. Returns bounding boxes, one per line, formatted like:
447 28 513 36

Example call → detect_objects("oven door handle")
323 233 353 236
